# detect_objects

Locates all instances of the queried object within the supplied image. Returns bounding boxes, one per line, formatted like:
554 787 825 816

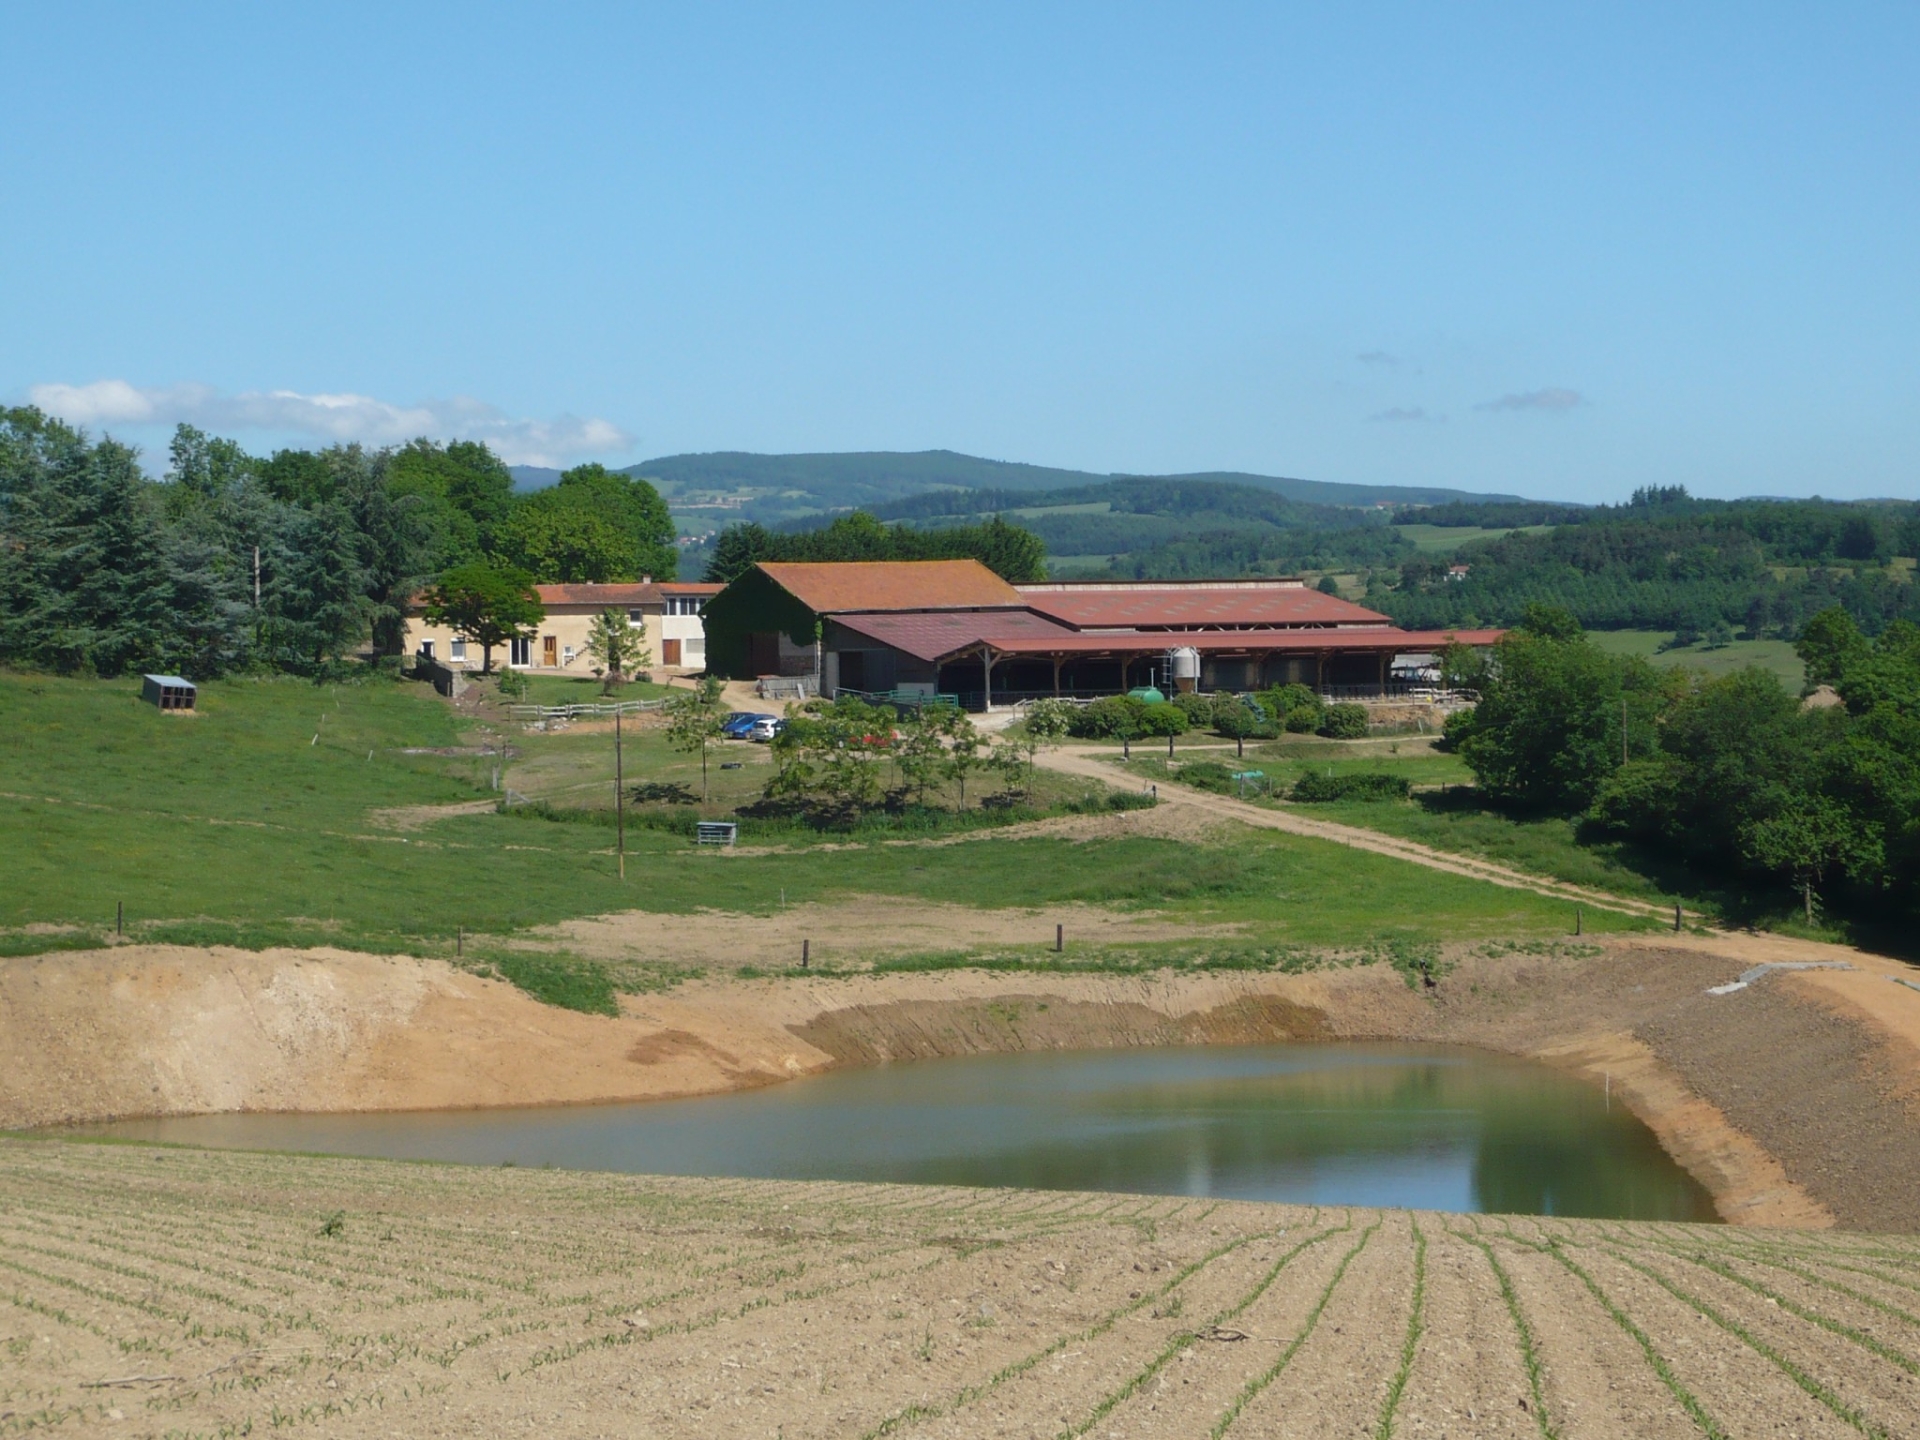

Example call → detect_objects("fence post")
801 938 810 969
1055 923 1064 953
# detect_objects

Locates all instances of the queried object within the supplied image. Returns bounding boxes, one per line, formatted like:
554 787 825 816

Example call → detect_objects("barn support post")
979 644 996 710
1051 656 1063 696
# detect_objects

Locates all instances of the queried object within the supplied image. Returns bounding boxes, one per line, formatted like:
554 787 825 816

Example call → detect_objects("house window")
419 639 435 659
450 636 468 662
666 596 706 616
628 608 646 626
510 637 531 667
685 636 705 656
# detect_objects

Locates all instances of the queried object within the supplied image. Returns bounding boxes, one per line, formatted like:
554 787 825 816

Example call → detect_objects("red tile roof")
757 560 1025 613
534 583 664 606
832 611 1501 663
1019 585 1390 630
660 582 724 595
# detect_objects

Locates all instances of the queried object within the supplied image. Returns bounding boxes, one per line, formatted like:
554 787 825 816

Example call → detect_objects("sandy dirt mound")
2 1140 1914 1440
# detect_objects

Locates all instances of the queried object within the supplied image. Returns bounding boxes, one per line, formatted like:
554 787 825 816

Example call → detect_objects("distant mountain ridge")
616 449 1526 512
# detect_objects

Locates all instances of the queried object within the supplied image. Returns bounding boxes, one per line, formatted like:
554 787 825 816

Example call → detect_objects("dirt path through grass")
1037 745 1677 921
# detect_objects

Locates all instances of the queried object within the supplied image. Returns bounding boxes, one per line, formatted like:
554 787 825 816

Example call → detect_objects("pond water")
74 1043 1718 1220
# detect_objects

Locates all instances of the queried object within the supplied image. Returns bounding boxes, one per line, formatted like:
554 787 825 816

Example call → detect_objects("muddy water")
78 1043 1717 1220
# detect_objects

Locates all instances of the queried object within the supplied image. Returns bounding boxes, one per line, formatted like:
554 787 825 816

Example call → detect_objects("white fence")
508 699 670 723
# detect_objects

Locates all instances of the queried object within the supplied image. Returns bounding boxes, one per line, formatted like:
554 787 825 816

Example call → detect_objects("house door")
542 635 558 667
748 632 780 675
662 638 682 666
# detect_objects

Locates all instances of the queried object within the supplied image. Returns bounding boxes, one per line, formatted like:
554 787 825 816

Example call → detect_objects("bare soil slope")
4 1139 1918 1440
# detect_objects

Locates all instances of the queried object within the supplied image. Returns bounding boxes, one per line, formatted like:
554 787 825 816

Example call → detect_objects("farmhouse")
703 559 1499 707
404 580 721 675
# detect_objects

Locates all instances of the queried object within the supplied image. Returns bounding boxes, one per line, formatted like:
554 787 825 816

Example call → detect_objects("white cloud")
1475 387 1584 413
25 379 634 467
1367 405 1443 424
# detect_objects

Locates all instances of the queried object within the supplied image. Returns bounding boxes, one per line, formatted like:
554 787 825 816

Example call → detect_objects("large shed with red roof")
703 560 1499 707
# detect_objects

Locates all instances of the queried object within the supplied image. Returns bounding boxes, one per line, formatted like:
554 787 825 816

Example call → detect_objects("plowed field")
5 1139 1919 1439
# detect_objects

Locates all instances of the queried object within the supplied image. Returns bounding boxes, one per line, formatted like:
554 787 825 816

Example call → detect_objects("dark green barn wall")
700 567 825 677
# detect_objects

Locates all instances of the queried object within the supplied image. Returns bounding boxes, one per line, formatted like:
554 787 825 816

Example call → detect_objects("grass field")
1128 738 1830 936
510 672 673 706
1588 628 1806 689
1393 523 1555 552
0 673 1653 969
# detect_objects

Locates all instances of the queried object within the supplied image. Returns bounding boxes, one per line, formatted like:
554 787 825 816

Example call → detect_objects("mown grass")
1 673 1655 997
1586 628 1805 690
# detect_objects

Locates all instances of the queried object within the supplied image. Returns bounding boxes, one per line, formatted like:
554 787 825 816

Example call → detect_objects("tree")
274 502 370 670
420 562 544 673
584 608 651 692
1211 694 1258 757
1796 606 1868 692
704 522 780 584
387 438 516 567
497 500 635 583
664 675 728 800
1742 796 1867 925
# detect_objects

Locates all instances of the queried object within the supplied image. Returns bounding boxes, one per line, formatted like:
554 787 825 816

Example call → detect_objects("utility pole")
253 546 261 608
615 706 626 880
1621 694 1629 765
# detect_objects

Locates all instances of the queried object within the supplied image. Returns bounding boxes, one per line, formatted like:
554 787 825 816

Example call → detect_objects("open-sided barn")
704 559 1499 707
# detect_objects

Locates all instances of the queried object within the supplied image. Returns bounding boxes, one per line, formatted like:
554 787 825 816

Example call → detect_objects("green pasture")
1586 629 1805 689
508 673 674 707
0 673 1650 969
1393 523 1554 552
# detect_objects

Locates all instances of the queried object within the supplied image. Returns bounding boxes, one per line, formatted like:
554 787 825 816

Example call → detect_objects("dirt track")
1036 744 1676 918
5 1138 1920 1440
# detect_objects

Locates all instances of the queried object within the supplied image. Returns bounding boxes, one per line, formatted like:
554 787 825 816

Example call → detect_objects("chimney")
642 575 652 585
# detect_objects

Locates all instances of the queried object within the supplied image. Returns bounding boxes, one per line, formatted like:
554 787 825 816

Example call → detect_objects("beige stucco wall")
404 605 706 674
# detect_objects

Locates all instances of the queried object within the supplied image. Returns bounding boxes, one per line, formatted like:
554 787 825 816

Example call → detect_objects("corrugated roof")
971 627 1503 658
834 616 1502 664
1019 586 1390 630
832 610 1077 662
757 560 1024 613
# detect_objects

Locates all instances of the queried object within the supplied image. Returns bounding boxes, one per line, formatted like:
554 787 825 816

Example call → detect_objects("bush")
495 666 530 699
1171 692 1214 724
1259 683 1325 733
1289 771 1411 803
1173 759 1237 794
1319 703 1370 739
1065 695 1143 738
1059 789 1159 814
1134 703 1190 738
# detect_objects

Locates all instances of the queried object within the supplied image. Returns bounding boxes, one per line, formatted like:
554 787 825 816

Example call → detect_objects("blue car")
721 711 774 739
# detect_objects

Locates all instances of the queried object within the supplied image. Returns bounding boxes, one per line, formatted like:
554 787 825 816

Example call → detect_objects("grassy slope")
1587 628 1805 690
1394 523 1554 552
1 673 1646 963
1133 736 1827 935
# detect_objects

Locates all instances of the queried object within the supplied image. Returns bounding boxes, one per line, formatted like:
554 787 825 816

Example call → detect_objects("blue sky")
4 3 1915 502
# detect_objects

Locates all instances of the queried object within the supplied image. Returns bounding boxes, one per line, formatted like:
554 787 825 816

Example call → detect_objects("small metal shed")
141 674 196 711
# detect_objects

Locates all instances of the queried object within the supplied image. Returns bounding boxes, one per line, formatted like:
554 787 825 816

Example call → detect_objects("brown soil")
4 1141 1917 1440
13 930 1920 1233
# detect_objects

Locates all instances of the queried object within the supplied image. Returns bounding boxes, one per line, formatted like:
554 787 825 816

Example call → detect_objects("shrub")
1059 789 1159 814
1134 703 1190 738
1319 703 1370 739
1171 692 1214 724
1069 695 1148 738
492 953 620 1016
1173 759 1237 794
495 666 530 699
1259 683 1325 733
1289 770 1411 802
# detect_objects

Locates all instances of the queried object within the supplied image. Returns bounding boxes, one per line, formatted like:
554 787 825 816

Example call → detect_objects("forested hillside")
1384 489 1920 638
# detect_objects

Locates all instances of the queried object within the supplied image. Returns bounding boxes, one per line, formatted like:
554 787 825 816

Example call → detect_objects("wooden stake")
801 938 810 969
1055 923 1064 953
1674 903 1682 932
1575 905 1581 936
116 901 123 936
456 926 463 957
615 707 626 881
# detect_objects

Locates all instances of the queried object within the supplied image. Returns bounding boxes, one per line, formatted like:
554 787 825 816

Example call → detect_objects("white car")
747 717 785 742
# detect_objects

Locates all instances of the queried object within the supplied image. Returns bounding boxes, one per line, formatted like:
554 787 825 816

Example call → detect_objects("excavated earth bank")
7 930 1920 1230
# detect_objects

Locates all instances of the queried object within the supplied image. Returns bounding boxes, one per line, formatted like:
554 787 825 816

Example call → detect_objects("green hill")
627 449 1525 529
